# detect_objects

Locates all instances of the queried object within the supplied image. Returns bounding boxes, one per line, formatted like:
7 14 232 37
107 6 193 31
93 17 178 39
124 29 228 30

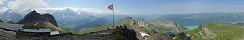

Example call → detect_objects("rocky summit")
16 10 58 27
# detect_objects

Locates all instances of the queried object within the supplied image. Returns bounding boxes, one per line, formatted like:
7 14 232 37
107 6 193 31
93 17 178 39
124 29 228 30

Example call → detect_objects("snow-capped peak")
31 7 113 17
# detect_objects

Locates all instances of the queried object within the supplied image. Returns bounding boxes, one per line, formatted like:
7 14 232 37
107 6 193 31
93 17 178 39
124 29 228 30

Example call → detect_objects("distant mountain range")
0 10 24 22
52 8 98 28
51 8 126 29
71 15 126 30
158 12 244 26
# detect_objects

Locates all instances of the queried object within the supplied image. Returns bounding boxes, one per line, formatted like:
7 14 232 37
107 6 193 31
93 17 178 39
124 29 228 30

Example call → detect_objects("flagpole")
113 9 114 29
108 4 114 29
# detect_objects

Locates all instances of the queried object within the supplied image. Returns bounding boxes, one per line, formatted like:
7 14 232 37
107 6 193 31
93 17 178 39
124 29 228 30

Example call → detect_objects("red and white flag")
108 4 113 11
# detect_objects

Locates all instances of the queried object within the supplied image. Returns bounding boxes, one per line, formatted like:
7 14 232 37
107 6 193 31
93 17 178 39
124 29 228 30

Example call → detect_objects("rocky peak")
27 10 39 15
17 10 41 24
17 10 58 27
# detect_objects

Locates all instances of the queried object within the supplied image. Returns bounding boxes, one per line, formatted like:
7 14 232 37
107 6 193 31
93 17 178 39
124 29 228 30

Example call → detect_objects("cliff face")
39 14 58 27
16 10 58 27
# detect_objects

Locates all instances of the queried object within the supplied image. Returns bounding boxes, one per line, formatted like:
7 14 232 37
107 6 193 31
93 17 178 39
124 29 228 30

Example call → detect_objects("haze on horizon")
0 0 244 15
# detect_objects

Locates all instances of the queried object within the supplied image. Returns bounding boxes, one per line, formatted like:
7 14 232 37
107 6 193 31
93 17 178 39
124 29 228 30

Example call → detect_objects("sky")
0 0 244 15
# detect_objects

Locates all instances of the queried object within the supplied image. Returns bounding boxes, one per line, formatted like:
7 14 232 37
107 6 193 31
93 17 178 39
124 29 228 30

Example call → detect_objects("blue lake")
184 25 198 30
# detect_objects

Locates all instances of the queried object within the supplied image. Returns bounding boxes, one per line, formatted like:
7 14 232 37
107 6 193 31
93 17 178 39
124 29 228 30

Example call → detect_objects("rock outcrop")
0 20 3 22
178 32 191 40
112 25 139 40
16 10 58 27
198 25 216 40
0 22 24 39
185 24 216 40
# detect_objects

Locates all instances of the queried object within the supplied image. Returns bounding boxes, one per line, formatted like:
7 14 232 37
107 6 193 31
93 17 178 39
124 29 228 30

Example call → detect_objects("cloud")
34 7 112 15
0 0 5 5
0 7 8 13
7 0 49 11
0 0 7 13
79 8 109 14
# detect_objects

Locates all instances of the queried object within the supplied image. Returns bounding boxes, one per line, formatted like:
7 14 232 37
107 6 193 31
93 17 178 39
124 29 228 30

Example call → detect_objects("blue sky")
1 0 244 15
48 0 244 15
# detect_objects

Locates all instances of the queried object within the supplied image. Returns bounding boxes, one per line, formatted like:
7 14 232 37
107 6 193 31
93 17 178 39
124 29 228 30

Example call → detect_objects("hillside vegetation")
186 22 244 40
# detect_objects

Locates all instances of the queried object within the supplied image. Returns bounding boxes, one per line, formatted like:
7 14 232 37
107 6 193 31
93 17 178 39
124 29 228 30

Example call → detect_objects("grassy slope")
187 22 244 40
76 25 112 35
61 24 112 35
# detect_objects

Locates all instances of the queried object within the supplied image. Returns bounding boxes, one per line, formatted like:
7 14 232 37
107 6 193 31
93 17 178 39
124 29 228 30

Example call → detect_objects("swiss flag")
108 4 113 10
